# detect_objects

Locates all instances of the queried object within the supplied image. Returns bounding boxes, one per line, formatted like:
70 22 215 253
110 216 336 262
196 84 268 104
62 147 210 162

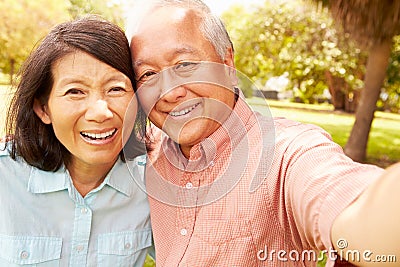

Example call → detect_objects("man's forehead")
134 6 201 34
133 46 197 68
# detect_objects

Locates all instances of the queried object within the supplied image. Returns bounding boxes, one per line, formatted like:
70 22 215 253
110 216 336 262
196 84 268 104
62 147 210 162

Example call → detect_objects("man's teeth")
81 129 116 140
169 103 199 117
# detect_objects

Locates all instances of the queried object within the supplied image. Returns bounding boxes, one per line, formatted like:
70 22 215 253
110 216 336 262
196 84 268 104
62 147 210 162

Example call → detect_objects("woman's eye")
109 87 126 93
65 88 83 95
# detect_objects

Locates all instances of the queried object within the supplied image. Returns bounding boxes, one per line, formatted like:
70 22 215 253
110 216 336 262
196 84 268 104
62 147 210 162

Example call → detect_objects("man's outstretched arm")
331 162 400 266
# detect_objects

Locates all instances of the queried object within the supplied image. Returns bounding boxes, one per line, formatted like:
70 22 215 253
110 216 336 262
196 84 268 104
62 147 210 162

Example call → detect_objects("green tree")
381 35 400 113
310 0 400 162
0 0 125 84
0 0 69 83
222 0 366 107
67 0 125 27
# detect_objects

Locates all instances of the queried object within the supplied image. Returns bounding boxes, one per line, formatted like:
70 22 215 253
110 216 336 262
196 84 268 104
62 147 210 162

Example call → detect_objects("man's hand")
331 162 400 266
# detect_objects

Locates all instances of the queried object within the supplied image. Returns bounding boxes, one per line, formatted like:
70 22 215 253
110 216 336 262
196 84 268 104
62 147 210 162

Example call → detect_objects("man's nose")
159 69 187 102
85 99 113 122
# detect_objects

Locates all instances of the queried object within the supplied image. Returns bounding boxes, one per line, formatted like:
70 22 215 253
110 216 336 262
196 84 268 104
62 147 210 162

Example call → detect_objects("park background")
1 1 400 266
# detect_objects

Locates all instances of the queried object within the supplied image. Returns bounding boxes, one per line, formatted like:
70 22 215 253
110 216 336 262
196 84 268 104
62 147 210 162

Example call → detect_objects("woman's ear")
33 98 51 124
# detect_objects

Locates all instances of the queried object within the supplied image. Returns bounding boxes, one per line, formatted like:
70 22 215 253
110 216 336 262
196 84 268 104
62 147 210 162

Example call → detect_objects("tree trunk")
344 39 392 162
9 58 15 84
344 89 360 113
325 71 345 110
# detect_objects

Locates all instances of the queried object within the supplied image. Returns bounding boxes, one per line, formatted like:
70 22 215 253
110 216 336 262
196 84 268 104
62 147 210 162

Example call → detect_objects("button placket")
185 182 193 189
180 228 188 236
70 204 92 266
80 207 88 214
172 172 197 260
20 250 29 259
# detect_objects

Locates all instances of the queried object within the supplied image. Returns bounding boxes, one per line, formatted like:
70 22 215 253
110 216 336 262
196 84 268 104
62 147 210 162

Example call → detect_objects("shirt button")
81 207 88 214
125 243 131 249
209 160 215 167
180 228 188 236
185 182 193 189
76 245 84 252
20 251 29 259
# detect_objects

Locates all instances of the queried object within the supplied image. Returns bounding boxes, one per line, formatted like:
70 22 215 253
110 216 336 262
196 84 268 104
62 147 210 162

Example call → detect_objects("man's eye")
137 71 158 84
173 62 200 76
175 61 199 71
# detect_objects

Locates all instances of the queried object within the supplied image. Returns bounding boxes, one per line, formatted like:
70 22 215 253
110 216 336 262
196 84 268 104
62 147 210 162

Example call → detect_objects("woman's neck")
67 158 117 197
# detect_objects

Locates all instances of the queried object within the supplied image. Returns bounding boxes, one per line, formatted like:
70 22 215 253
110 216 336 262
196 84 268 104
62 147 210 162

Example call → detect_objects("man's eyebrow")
172 47 196 55
134 59 144 68
133 46 197 68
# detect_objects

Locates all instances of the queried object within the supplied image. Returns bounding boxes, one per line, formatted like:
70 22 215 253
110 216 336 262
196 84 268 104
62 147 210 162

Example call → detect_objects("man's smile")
168 102 201 117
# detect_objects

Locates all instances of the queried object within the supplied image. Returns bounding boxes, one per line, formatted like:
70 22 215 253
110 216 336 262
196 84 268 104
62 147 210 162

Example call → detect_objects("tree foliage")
0 0 69 82
322 0 400 48
222 0 368 106
0 0 125 82
379 36 400 113
310 0 400 162
222 0 400 113
67 0 125 27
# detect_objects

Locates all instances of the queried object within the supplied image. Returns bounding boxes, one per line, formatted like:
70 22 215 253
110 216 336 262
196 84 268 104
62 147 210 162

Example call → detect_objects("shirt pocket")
188 219 258 266
97 229 152 267
0 235 62 266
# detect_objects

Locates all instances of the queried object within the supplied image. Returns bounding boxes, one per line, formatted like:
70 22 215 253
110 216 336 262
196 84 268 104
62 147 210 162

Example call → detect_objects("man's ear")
223 47 238 86
33 98 51 124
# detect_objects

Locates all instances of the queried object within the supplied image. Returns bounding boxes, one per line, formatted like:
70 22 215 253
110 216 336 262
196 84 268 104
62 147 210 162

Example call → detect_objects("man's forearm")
331 162 400 266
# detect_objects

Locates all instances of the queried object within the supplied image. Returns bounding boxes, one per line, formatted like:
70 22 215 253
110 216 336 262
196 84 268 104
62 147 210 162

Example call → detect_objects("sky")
121 0 266 20
203 0 264 15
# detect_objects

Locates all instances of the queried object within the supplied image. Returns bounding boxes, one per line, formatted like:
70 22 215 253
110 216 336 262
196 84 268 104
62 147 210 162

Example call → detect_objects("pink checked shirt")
145 95 383 267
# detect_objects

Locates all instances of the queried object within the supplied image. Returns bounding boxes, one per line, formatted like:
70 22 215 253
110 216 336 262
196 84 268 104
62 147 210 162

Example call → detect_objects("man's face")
130 6 237 157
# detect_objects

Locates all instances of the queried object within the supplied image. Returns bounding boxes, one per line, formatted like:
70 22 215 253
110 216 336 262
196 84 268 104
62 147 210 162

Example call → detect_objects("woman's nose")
84 99 113 122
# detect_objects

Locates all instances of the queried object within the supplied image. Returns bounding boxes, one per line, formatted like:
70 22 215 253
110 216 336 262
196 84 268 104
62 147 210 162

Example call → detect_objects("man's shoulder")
271 117 328 137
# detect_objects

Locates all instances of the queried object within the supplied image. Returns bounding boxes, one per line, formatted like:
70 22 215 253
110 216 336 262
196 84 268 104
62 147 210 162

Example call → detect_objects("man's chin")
165 128 203 145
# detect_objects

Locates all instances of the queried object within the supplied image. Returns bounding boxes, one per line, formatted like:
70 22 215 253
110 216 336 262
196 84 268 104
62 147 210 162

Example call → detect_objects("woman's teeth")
81 129 116 140
169 103 200 117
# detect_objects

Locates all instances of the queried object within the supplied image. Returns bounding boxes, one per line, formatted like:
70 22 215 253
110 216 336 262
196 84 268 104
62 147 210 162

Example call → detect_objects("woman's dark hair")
5 15 146 171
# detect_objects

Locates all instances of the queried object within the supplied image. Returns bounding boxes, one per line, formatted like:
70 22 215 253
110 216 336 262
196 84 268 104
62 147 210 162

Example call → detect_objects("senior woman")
0 16 152 266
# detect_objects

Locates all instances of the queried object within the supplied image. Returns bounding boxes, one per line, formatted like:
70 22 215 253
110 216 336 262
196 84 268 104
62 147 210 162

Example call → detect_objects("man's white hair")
124 0 233 60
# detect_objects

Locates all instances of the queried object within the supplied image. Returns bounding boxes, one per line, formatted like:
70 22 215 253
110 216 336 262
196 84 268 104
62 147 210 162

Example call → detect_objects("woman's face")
34 51 136 172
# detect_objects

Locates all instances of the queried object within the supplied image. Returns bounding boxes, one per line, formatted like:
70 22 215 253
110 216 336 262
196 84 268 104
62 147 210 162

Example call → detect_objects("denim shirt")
0 148 152 267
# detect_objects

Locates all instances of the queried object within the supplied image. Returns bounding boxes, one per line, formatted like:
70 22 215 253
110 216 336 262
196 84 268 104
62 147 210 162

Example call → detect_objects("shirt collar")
160 89 256 170
200 90 256 163
28 165 69 194
107 156 146 197
28 157 146 197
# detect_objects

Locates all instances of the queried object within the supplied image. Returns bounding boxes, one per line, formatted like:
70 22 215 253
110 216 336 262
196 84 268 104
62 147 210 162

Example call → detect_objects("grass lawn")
249 97 400 168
